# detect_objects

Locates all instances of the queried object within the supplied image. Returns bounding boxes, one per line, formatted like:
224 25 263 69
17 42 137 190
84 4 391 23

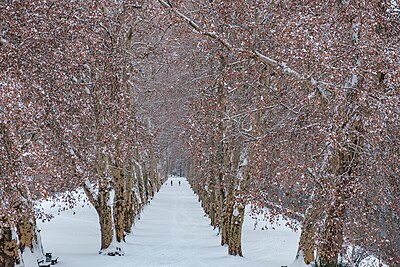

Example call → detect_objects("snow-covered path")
38 177 300 267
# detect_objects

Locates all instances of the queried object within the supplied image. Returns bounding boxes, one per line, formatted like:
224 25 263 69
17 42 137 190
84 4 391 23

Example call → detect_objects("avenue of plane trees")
1 1 399 267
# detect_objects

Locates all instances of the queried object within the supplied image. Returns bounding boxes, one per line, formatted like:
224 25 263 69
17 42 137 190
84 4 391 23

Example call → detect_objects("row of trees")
156 0 399 266
1 0 398 266
1 1 168 266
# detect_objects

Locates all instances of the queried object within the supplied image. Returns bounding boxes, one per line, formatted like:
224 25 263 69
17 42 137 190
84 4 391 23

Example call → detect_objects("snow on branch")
82 179 99 209
254 51 332 101
158 0 233 51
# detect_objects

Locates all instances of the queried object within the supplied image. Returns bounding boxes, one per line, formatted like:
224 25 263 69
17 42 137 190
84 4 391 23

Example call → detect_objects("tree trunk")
318 190 345 266
316 8 362 265
227 143 249 257
123 192 134 234
317 117 360 265
149 151 159 193
0 225 19 267
209 176 217 227
144 165 153 200
124 163 134 233
296 187 324 264
297 210 317 264
136 162 147 206
112 163 125 243
228 203 245 256
221 199 233 246
215 172 225 232
83 171 117 255
17 218 46 265
98 189 114 251
17 220 35 252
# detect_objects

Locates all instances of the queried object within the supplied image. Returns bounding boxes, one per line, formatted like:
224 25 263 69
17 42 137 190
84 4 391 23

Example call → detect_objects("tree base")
99 244 124 256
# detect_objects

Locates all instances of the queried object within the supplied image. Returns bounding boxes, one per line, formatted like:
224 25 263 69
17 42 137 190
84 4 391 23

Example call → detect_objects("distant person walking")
178 181 181 186
171 180 173 186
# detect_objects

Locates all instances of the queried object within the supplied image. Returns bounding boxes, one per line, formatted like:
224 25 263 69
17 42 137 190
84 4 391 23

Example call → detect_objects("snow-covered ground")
37 177 300 267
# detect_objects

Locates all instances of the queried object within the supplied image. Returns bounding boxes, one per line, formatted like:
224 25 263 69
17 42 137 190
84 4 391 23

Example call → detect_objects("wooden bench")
45 253 59 265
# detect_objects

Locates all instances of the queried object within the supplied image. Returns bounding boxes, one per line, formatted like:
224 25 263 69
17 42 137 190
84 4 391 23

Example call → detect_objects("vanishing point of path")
39 177 299 267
